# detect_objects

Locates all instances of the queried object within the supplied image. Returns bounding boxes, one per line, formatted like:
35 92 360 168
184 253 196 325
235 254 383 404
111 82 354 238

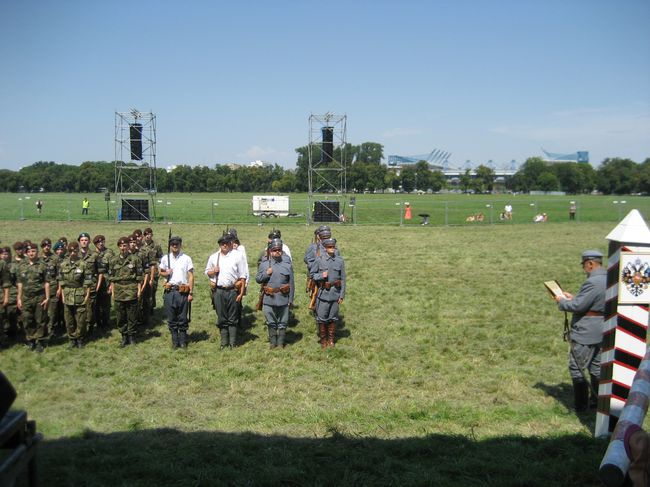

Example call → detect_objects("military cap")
268 229 281 239
67 242 79 252
24 242 37 251
322 238 337 247
133 229 143 237
78 232 90 241
93 234 105 244
218 233 234 245
581 250 604 263
128 234 137 242
227 227 238 238
117 237 130 246
319 228 332 238
53 241 65 251
169 235 182 245
144 227 153 235
58 236 68 245
40 238 52 247
0 247 10 254
269 238 283 250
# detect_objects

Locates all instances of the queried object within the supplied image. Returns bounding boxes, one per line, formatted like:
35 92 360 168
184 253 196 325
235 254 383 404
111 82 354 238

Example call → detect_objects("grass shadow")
533 382 598 430
33 427 608 486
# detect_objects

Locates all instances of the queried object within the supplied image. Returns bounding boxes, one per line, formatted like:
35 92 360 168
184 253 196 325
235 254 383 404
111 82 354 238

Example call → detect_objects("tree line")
1 149 648 195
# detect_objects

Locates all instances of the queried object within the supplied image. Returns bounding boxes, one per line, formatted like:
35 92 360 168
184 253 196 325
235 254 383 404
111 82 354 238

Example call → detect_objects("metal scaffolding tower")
114 109 157 221
307 112 347 224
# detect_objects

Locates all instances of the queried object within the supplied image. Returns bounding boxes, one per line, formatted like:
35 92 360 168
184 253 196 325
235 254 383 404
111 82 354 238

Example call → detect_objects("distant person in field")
554 250 606 412
504 203 512 220
569 202 577 221
81 197 89 215
36 199 43 214
533 213 547 223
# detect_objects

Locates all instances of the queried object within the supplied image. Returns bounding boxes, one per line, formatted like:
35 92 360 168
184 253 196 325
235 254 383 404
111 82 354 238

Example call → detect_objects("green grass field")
4 191 650 226
0 213 647 485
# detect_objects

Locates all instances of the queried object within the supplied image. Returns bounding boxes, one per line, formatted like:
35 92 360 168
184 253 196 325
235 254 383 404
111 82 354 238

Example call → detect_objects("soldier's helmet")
268 229 281 239
269 238 283 251
319 228 332 239
322 238 337 247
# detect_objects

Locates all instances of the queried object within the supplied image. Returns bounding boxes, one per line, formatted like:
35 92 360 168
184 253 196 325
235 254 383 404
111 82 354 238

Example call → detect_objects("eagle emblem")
622 258 650 297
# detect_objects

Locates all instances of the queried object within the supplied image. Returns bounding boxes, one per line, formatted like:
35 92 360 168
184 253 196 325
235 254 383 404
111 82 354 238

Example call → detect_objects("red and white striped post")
596 209 650 438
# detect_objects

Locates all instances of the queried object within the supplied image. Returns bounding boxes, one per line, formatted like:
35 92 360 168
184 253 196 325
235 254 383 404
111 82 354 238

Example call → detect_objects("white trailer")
252 195 290 217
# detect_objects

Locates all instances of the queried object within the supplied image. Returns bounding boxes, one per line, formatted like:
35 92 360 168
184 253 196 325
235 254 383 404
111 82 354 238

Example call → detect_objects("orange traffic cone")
404 203 412 220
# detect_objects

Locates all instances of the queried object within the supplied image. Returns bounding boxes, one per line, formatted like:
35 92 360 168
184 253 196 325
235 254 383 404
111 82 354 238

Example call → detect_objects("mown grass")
0 218 644 485
3 191 650 226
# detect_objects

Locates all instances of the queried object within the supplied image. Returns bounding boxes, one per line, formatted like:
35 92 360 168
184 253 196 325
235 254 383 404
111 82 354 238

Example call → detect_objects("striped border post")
599 347 650 486
596 209 650 439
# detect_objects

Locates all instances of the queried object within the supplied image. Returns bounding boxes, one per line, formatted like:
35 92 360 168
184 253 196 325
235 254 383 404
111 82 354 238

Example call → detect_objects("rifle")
166 226 172 283
308 282 320 310
256 247 270 311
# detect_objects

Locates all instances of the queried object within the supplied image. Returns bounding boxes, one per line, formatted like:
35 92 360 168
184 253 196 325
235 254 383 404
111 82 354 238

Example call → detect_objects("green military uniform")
142 238 163 311
42 252 62 335
79 248 100 333
136 246 152 327
3 258 22 340
0 260 11 344
94 246 113 329
58 254 92 346
17 256 51 350
108 249 143 345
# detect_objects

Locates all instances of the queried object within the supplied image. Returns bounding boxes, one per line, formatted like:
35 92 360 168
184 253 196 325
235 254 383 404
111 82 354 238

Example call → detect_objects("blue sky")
1 0 648 171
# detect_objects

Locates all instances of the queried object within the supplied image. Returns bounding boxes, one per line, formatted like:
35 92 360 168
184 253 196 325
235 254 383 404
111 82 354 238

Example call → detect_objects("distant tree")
538 171 560 191
637 159 650 194
460 169 472 193
401 166 416 192
474 165 495 193
597 158 639 194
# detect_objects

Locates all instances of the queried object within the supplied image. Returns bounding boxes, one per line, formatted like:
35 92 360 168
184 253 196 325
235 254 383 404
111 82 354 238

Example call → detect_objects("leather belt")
323 280 342 290
217 285 235 290
585 311 603 317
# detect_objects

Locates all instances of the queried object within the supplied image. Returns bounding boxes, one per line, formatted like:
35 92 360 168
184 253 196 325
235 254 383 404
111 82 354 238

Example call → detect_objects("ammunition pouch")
323 280 342 290
263 284 291 296
164 283 191 294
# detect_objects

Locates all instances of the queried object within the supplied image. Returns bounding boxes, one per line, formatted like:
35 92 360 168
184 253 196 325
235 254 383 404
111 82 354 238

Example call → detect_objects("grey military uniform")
558 266 606 380
256 254 294 329
310 253 346 323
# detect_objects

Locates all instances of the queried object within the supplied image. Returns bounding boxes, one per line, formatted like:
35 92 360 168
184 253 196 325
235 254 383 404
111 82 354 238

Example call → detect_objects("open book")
544 280 564 299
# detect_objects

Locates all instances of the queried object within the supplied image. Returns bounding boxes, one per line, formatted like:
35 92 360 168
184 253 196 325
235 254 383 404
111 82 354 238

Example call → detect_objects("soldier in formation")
159 235 194 349
255 237 294 349
205 233 247 349
58 241 92 348
309 237 346 348
108 237 143 347
16 243 51 352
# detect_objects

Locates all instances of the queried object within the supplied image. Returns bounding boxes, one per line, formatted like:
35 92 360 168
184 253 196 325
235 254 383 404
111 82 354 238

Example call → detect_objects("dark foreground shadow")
30 427 607 486
534 382 597 431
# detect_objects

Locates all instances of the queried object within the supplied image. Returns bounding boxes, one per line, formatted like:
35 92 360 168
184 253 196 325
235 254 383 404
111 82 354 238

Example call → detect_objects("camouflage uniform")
94 244 113 329
0 259 11 343
17 257 51 348
79 248 100 333
108 249 143 344
3 258 22 340
136 245 153 326
41 251 62 335
58 255 93 345
142 237 163 311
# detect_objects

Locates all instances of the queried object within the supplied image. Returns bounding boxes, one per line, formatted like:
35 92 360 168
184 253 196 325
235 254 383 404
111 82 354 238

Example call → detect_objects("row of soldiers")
0 224 346 352
0 228 163 351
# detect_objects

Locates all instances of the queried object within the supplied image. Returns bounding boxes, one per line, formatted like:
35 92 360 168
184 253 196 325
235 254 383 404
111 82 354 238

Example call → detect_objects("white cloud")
237 145 278 159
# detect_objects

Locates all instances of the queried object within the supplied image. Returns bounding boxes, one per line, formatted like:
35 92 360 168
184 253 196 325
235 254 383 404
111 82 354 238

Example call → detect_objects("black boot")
277 328 286 348
268 327 277 349
171 330 179 349
590 375 600 409
220 328 229 350
228 325 237 348
179 331 188 349
572 379 589 412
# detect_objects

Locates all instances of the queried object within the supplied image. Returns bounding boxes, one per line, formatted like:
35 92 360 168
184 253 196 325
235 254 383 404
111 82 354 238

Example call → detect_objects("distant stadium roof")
387 149 451 167
541 148 589 163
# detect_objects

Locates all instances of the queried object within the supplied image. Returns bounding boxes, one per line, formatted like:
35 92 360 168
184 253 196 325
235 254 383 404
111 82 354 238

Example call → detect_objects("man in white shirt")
159 235 194 349
227 228 249 328
205 233 247 349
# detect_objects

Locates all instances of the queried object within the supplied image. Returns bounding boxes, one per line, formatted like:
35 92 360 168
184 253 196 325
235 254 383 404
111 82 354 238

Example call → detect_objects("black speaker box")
321 126 333 163
313 200 340 222
121 199 150 221
130 123 143 161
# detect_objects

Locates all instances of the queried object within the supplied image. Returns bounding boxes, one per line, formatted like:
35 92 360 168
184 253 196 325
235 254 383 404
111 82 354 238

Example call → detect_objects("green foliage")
596 158 639 195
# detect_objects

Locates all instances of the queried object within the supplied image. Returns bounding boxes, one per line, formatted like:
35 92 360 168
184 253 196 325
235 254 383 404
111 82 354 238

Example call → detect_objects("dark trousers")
115 299 137 336
213 288 238 328
163 290 189 332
